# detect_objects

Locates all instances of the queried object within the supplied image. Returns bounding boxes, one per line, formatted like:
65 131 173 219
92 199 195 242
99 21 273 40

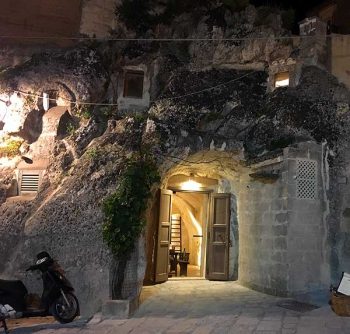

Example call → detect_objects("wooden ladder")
170 215 182 252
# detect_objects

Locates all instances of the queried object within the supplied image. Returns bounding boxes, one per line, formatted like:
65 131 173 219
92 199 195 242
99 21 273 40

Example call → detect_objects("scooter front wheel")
50 292 79 324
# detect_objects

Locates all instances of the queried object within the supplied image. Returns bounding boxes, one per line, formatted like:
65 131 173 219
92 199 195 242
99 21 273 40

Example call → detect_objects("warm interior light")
181 179 201 191
187 210 203 265
181 174 201 191
275 78 289 87
274 72 290 88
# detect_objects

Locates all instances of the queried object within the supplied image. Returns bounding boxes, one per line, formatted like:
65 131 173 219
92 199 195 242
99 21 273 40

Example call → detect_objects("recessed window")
274 72 290 88
123 70 144 99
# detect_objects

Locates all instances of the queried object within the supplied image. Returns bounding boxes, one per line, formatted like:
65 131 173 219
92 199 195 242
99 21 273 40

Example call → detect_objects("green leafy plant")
24 94 36 109
100 106 116 119
0 139 23 157
77 106 92 120
103 155 159 256
102 154 160 298
86 147 100 160
66 122 77 136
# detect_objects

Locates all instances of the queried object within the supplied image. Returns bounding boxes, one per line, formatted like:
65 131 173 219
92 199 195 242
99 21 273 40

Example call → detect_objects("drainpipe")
321 140 330 286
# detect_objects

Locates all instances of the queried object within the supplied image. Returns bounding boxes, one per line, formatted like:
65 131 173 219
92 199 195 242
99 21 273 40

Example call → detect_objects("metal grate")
21 174 40 193
296 159 317 200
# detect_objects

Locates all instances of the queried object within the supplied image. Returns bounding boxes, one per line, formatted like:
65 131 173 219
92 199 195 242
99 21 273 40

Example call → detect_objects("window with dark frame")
123 70 144 99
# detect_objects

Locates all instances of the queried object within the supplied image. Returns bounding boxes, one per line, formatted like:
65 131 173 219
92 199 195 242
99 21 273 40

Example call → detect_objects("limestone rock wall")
1 137 124 315
1 3 350 316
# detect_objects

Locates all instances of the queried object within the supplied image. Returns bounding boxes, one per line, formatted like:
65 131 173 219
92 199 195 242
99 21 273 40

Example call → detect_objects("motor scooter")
0 252 79 333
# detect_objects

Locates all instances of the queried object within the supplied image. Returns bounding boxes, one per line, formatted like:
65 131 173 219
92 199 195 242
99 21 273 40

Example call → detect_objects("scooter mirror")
36 257 48 265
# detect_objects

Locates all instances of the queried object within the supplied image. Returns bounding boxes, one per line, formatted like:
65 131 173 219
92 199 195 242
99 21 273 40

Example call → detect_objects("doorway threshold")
168 277 206 281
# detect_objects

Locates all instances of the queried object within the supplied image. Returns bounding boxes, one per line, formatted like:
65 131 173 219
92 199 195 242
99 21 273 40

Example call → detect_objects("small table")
178 260 189 276
169 250 179 277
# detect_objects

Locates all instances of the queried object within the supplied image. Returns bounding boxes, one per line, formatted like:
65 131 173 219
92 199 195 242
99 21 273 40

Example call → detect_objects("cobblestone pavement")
7 280 350 334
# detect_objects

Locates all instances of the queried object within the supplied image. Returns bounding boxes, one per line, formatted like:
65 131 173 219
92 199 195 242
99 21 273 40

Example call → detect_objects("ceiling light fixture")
181 173 201 191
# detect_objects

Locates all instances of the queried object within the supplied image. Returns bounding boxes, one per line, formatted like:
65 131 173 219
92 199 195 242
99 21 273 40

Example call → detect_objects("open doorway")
169 191 209 279
154 173 232 284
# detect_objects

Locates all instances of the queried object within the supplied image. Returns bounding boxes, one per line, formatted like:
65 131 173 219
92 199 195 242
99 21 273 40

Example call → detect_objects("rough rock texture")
149 66 348 160
0 3 350 315
0 46 109 106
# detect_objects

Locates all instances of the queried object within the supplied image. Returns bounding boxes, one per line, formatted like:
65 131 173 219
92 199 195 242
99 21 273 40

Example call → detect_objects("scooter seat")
0 279 27 311
0 280 27 296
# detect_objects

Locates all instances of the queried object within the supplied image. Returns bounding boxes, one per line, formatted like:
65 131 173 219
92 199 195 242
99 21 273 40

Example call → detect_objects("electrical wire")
0 34 340 42
10 70 259 107
0 31 342 107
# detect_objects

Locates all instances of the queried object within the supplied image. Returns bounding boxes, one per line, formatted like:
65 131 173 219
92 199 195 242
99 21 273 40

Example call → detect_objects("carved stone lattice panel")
296 159 317 200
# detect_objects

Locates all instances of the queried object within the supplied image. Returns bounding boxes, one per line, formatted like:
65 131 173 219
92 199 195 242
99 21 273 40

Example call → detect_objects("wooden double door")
155 189 231 283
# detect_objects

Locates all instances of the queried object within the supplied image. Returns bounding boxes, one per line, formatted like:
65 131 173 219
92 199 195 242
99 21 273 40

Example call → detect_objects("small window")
274 72 290 88
123 70 144 99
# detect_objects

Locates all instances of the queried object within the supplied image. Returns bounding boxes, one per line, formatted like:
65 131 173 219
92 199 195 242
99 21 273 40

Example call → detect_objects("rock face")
0 2 350 315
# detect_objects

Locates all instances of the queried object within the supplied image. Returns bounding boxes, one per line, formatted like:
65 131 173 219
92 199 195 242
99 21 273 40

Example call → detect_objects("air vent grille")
21 174 40 193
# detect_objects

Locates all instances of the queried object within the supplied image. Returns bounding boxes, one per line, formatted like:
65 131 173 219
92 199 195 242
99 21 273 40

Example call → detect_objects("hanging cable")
0 34 337 42
12 70 259 107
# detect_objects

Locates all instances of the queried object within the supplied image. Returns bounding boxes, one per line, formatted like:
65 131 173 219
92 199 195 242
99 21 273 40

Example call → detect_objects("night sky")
251 0 327 21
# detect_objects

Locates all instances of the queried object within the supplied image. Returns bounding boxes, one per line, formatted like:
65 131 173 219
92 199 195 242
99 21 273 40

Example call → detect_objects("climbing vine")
102 154 159 298
102 154 160 257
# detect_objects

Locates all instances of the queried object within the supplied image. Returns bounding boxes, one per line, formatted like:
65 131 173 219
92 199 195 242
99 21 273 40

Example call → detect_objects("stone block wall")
284 142 329 295
238 157 289 296
238 142 328 297
328 134 350 285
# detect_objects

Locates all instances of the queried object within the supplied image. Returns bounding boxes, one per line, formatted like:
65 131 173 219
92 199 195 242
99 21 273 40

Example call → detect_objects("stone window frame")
123 70 145 99
268 61 301 92
118 65 151 111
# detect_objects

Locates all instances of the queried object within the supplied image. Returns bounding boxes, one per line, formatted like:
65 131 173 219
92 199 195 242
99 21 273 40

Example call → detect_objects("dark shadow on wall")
17 109 44 144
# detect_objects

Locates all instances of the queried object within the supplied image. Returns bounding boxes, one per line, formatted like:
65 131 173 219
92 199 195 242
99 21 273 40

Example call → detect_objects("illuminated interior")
166 173 217 278
171 192 208 278
274 72 290 88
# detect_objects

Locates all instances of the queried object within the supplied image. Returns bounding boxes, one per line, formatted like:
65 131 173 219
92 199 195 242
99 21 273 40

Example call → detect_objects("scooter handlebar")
25 265 38 272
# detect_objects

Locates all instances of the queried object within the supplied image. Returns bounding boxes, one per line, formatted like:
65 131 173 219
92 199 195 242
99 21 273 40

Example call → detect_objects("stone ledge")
101 296 139 319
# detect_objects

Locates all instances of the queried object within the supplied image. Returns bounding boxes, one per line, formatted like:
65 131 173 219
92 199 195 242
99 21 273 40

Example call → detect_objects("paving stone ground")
5 280 350 334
